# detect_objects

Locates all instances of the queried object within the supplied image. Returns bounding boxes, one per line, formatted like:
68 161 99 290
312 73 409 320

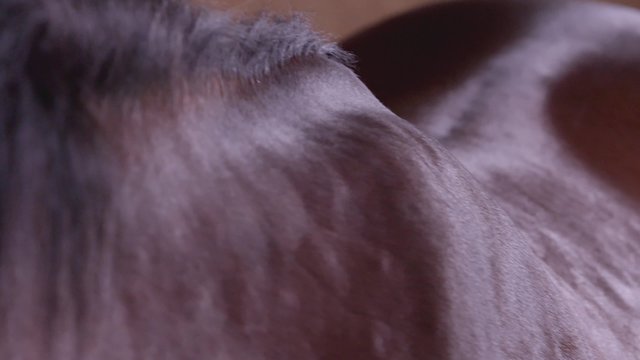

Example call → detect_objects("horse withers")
345 0 640 358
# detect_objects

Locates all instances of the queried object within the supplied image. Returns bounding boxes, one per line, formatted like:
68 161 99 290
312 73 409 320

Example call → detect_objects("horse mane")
0 0 352 357
0 0 351 93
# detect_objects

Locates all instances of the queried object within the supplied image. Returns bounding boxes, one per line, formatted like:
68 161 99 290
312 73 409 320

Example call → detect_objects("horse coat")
345 0 640 358
0 0 638 358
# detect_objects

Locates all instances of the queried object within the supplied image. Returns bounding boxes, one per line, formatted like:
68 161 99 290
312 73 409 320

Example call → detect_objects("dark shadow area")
342 0 540 117
547 46 640 203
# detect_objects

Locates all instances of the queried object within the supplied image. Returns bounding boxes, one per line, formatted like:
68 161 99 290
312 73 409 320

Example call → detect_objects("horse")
0 0 637 359
344 0 640 358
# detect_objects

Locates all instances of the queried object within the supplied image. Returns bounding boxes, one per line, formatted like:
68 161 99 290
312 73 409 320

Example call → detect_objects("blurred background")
213 0 640 40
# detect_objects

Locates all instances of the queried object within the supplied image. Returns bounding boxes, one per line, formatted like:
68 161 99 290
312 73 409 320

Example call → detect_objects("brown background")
212 0 640 39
